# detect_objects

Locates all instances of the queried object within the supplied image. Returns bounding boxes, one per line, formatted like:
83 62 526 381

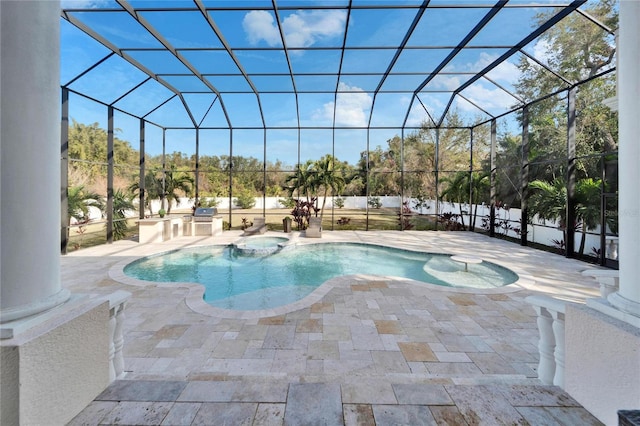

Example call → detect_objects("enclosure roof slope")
61 0 614 130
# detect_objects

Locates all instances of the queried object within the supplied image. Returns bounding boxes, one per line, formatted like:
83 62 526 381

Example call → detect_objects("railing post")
582 269 620 298
107 291 131 381
550 310 566 387
531 305 556 385
526 295 570 387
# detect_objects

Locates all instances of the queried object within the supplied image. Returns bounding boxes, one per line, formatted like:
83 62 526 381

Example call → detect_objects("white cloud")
399 95 412 106
243 9 346 48
437 75 462 91
242 11 282 47
442 52 519 84
313 83 371 127
406 102 431 127
487 60 519 82
474 52 520 82
460 83 514 112
413 94 446 125
532 39 552 65
431 51 521 113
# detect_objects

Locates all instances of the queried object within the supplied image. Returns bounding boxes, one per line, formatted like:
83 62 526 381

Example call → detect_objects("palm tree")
162 165 194 213
311 155 346 223
285 160 315 201
576 178 602 255
67 185 104 224
129 167 193 215
440 172 469 230
528 178 568 240
528 177 602 255
128 170 162 215
469 172 489 229
112 188 135 240
440 171 490 231
66 185 105 250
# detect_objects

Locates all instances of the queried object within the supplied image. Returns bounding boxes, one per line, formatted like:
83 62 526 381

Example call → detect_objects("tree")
575 178 602 255
111 188 134 240
128 171 162 216
469 172 490 229
67 119 138 191
486 132 523 208
128 166 193 215
528 178 568 238
201 155 228 197
440 172 470 230
528 177 603 256
284 156 347 223
67 185 104 224
285 160 315 201
161 165 194 213
515 1 618 181
358 110 483 203
310 155 346 223
440 171 489 231
355 142 401 198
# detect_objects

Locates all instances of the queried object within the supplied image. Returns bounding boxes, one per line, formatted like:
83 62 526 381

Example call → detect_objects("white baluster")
526 295 570 387
551 310 566 387
533 305 556 385
107 291 131 382
113 302 126 378
581 269 619 298
108 306 117 381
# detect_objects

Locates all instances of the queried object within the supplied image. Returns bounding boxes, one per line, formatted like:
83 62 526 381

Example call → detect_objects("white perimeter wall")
92 196 611 255
142 197 610 254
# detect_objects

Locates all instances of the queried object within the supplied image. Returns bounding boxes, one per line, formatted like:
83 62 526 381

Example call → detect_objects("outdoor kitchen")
137 208 223 243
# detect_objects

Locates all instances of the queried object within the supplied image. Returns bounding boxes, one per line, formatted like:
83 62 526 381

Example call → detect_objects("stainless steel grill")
193 207 217 222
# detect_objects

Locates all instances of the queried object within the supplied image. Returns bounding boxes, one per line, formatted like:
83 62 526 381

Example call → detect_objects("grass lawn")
65 208 438 252
215 208 437 231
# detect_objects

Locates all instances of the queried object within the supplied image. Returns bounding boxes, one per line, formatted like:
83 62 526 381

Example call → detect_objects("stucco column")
0 0 69 323
608 0 640 318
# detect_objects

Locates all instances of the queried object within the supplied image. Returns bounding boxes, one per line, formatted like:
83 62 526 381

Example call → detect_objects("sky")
59 0 603 165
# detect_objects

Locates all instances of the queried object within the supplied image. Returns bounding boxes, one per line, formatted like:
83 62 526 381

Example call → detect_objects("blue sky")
60 0 607 165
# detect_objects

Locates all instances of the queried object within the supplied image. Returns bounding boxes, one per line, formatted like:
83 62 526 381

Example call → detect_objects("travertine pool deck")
64 230 604 425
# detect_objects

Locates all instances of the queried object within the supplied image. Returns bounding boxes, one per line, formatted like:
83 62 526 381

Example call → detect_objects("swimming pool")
123 242 519 311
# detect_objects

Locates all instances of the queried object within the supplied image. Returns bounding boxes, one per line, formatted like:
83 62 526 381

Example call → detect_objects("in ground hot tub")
233 236 289 255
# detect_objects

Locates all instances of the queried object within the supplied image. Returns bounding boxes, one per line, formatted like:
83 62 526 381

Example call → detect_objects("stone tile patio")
63 230 604 425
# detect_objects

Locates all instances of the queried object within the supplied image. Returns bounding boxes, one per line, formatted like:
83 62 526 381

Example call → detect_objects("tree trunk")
472 202 479 230
458 204 466 230
319 188 328 222
579 224 587 256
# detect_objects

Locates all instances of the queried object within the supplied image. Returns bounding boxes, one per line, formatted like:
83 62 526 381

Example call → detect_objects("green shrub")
279 197 296 209
368 196 382 209
234 190 256 209
199 197 220 208
334 196 345 209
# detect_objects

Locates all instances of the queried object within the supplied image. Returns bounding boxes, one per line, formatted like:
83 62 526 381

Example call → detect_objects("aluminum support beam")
520 106 530 246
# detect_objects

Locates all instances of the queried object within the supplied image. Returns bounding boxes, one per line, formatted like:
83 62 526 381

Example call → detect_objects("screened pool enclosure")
60 0 618 265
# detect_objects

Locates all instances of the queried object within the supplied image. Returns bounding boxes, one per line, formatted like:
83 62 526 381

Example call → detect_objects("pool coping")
108 237 535 319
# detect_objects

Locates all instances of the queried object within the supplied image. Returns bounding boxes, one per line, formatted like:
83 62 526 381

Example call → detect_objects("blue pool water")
124 243 518 310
